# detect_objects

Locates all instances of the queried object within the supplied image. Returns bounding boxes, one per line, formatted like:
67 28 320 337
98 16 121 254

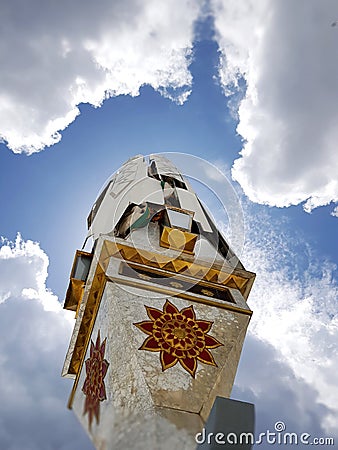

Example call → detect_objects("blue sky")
0 1 337 449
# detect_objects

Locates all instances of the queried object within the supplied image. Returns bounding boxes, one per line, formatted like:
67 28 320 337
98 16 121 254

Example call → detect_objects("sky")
0 1 337 449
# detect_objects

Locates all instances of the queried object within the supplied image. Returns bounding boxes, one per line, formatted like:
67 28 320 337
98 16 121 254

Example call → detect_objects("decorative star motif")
134 300 223 377
82 330 109 429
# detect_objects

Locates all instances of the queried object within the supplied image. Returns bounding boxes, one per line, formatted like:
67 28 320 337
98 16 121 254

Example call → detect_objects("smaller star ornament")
134 300 223 377
82 330 109 429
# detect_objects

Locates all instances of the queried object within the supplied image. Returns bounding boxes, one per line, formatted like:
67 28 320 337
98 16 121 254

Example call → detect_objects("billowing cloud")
0 234 60 310
0 0 201 154
239 206 338 436
3 0 338 217
179 156 337 437
212 0 338 213
200 160 338 436
233 335 334 447
0 235 93 449
331 206 338 218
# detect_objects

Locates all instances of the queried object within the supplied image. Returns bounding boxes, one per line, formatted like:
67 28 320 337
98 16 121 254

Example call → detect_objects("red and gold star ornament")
134 300 223 377
82 330 109 429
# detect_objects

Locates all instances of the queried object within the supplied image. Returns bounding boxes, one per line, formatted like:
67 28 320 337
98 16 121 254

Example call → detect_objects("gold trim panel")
160 226 198 254
101 241 255 299
64 278 85 312
67 262 106 408
63 250 93 311
67 263 106 377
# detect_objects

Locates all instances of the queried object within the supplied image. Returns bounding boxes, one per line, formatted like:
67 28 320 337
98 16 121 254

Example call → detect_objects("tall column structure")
62 154 255 450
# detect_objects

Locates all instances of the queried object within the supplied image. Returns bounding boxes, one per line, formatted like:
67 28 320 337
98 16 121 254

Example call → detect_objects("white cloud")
212 0 338 213
0 235 93 449
331 206 338 217
0 0 201 154
0 234 61 310
233 335 334 447
238 206 338 435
